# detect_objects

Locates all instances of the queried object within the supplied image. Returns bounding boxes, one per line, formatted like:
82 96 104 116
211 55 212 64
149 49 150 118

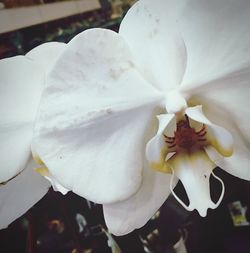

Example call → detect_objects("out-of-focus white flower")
0 42 66 229
32 0 250 235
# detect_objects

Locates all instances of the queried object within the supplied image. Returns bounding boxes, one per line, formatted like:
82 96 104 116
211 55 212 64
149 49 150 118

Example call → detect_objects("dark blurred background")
1 167 250 253
0 0 136 59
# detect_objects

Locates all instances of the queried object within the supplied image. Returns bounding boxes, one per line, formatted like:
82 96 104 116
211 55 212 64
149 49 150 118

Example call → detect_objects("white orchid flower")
32 0 250 235
0 42 66 229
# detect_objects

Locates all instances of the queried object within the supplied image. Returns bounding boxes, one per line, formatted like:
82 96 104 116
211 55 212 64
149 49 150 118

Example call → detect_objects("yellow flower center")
32 154 50 176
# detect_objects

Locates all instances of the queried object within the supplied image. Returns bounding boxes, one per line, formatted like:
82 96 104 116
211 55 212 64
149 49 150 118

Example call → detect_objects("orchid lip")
170 168 225 216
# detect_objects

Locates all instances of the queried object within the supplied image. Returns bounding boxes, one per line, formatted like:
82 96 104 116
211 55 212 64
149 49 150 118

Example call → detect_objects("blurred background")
1 167 250 253
0 0 136 58
0 1 250 252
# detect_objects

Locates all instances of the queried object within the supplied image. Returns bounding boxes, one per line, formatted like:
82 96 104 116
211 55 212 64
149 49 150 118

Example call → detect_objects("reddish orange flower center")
164 116 207 152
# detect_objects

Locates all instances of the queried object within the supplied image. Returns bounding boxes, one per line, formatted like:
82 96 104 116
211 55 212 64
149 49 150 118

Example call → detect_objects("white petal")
119 0 187 92
179 0 250 90
146 113 175 172
0 56 44 182
0 43 66 183
188 78 250 144
186 105 233 157
103 163 176 236
0 158 50 229
26 42 66 73
206 142 250 181
183 7 250 163
168 150 223 217
192 100 250 180
33 28 162 204
34 106 158 204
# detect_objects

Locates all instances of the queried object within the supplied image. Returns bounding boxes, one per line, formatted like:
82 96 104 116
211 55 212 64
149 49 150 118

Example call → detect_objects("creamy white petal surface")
0 158 50 229
178 0 250 90
120 0 187 92
33 29 163 204
26 42 66 73
103 163 176 236
0 43 66 183
0 56 44 182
